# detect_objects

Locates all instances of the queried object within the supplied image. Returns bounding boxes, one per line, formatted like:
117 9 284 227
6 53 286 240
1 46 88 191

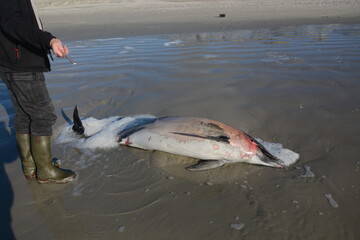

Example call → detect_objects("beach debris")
324 193 339 208
299 165 315 178
292 200 300 208
230 223 245 231
205 180 215 186
219 14 226 18
167 176 174 180
118 225 125 232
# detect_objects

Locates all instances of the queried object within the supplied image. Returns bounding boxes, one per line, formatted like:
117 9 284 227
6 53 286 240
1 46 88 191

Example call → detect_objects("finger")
58 45 66 57
55 48 64 58
63 45 69 55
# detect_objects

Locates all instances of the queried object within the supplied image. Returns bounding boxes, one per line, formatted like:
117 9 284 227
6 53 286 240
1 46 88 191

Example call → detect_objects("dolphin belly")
121 128 229 160
119 117 237 161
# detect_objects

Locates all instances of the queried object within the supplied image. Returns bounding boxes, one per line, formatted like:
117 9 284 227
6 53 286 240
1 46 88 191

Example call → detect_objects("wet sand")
1 1 360 240
36 0 360 40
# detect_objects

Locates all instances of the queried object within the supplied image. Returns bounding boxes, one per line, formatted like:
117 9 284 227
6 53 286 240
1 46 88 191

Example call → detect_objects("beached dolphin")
72 106 285 171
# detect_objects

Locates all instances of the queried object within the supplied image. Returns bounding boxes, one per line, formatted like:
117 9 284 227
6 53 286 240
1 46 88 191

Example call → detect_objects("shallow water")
1 24 360 239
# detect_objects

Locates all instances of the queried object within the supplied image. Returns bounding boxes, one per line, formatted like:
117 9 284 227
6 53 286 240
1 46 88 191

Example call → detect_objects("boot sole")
37 175 76 184
25 174 36 180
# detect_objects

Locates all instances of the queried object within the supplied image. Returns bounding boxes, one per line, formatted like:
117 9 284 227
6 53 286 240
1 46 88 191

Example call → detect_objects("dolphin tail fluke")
72 105 85 135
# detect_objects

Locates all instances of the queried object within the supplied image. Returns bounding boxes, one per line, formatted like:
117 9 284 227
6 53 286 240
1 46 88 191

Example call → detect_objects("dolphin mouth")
244 133 286 168
261 155 286 168
256 146 286 168
269 160 286 168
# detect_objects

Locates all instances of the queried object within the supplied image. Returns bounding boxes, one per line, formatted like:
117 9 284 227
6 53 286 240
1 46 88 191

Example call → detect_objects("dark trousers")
0 71 56 136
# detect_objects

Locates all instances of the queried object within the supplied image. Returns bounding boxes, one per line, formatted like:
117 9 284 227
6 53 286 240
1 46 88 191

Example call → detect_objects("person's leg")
1 72 32 134
3 72 75 183
1 72 36 178
15 134 36 179
5 72 57 136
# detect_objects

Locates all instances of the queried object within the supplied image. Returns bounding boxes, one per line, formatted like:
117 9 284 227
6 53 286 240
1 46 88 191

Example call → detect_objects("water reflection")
163 24 346 44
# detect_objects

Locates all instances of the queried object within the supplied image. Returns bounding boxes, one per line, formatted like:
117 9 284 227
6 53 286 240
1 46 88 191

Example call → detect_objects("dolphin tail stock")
72 105 85 135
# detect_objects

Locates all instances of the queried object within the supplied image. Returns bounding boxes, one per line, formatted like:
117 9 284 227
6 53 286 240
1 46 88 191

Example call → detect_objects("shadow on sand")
0 83 17 240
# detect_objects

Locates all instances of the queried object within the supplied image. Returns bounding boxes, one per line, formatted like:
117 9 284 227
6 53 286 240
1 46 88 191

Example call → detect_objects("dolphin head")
254 147 285 168
240 133 286 168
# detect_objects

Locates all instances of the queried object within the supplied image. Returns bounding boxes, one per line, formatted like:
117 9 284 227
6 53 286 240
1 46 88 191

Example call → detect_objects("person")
0 0 76 183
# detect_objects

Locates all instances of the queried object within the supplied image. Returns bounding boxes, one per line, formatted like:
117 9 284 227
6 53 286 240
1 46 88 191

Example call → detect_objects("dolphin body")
72 106 285 171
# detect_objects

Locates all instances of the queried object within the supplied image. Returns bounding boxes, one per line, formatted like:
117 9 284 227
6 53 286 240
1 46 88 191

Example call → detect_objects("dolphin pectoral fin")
186 160 225 171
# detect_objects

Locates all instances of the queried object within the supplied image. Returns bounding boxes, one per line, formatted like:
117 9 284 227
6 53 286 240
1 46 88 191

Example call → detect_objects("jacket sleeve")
0 0 55 50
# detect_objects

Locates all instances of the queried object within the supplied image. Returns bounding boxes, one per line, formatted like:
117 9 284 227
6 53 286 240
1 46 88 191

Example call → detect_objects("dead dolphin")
72 106 285 171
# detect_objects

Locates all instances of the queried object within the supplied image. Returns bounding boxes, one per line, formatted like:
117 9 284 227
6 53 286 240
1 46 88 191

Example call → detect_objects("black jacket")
0 0 55 72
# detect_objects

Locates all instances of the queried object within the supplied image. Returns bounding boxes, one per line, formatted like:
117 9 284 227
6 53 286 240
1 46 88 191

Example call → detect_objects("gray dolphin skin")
72 106 285 171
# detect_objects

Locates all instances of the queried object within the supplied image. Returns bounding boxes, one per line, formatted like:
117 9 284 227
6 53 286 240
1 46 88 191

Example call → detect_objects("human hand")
50 38 69 58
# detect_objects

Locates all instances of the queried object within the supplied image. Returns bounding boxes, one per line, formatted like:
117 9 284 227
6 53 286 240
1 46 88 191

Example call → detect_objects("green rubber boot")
31 135 76 184
16 134 36 179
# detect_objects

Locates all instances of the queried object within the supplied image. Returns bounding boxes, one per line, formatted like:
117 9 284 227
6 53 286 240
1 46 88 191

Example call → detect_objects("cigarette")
64 54 77 65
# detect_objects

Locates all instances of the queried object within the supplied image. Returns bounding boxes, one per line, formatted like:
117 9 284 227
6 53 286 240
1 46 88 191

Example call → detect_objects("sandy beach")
36 0 360 40
1 0 360 239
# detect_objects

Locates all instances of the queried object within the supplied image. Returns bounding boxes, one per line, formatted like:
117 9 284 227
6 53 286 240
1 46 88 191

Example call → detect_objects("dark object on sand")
219 14 226 18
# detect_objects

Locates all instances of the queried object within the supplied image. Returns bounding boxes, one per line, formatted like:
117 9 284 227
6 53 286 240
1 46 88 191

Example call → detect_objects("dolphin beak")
257 148 286 168
270 161 286 168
